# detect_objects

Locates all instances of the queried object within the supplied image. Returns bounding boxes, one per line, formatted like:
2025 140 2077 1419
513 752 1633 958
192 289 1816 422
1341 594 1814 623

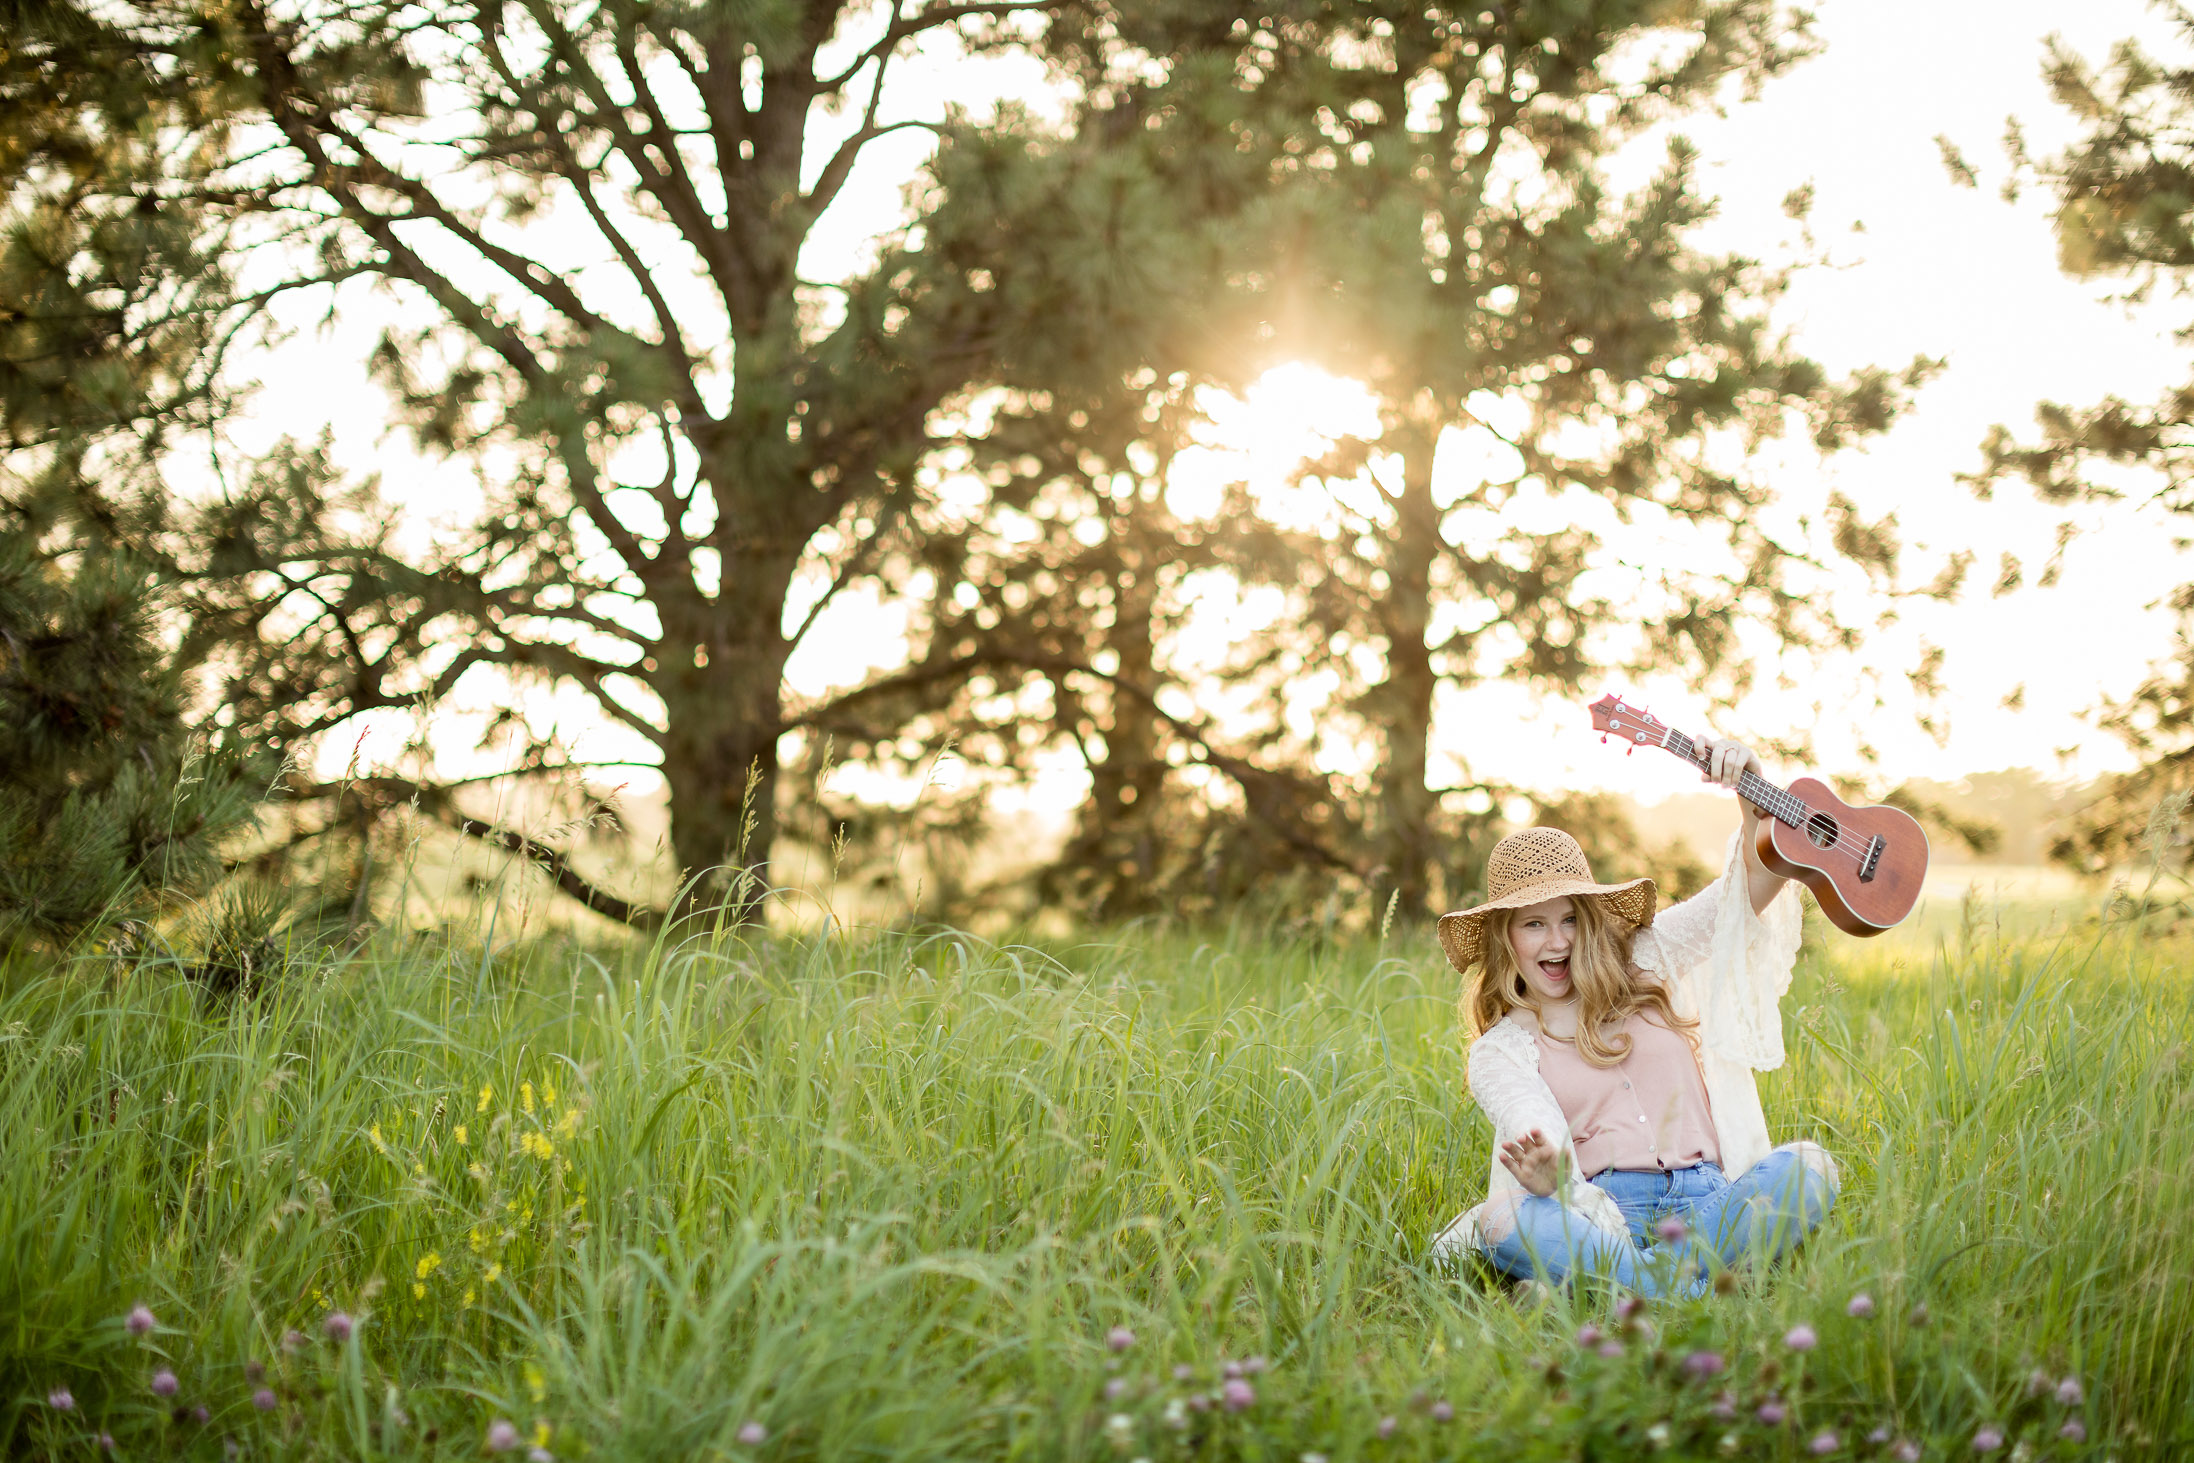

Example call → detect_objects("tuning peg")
1626 746 1634 756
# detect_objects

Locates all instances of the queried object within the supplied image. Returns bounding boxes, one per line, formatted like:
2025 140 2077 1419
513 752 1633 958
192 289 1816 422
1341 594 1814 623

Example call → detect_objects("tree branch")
789 650 1360 874
283 774 665 928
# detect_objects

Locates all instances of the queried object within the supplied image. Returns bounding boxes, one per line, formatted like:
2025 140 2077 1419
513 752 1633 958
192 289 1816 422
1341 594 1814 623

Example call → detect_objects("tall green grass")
0 909 2186 1459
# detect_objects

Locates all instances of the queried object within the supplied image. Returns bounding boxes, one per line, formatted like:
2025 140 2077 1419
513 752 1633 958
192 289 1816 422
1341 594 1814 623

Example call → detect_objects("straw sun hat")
1434 827 1657 975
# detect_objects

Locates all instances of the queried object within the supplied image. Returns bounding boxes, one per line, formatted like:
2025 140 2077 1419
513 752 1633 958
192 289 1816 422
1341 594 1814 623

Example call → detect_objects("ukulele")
1587 693 1929 937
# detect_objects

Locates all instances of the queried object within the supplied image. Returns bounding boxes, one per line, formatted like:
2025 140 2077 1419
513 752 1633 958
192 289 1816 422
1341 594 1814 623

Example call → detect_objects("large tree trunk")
656 646 791 920
1373 427 1442 922
1056 544 1169 917
653 496 804 921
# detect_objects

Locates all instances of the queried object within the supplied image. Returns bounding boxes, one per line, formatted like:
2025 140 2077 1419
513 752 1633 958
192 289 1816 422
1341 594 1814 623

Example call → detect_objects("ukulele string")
1658 727 1878 866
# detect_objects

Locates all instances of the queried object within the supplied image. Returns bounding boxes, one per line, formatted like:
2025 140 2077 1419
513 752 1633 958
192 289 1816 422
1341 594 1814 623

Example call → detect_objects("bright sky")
233 0 2194 818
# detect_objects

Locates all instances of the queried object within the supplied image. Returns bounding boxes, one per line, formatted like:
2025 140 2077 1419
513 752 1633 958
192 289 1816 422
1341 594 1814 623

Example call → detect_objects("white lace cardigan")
1429 833 1806 1258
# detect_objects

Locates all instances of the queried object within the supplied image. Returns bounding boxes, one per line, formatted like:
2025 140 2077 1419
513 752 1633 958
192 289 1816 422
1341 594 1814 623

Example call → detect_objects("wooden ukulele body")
1751 776 1929 937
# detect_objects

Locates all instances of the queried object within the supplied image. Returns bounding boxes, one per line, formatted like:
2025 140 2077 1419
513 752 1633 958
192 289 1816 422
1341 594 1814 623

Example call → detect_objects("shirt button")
1637 1115 1647 1123
1623 1081 1632 1088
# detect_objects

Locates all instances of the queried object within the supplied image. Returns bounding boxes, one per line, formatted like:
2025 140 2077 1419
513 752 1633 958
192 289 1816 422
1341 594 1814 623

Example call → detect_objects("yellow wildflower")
415 1252 442 1281
368 1123 388 1155
524 1362 546 1404
477 1084 493 1114
534 1421 552 1446
462 1287 475 1307
454 1124 468 1147
413 1283 425 1300
554 1108 581 1140
519 1131 555 1160
520 1081 535 1115
484 1262 502 1284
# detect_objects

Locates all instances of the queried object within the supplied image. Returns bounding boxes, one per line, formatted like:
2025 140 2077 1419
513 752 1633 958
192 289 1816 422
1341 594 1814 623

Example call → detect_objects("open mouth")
1538 957 1570 984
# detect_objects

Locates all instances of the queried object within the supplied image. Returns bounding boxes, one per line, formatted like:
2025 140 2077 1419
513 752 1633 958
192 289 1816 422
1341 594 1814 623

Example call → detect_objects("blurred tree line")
5 0 1954 942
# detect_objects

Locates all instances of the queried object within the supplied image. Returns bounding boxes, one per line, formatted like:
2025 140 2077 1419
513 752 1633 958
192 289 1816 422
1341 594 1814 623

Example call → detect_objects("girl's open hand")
1498 1127 1561 1198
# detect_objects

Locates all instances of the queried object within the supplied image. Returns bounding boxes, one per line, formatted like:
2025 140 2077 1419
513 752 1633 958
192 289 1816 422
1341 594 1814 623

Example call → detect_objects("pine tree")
0 537 261 944
1968 12 2194 873
0 0 265 945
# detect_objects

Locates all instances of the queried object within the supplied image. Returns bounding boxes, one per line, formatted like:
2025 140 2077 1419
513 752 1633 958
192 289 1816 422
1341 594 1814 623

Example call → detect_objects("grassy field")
1 898 2187 1460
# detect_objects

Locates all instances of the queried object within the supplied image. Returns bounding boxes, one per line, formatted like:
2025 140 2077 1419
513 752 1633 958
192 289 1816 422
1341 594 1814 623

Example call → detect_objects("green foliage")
1972 10 2194 870
0 537 261 945
0 911 2181 1456
6 1 1942 930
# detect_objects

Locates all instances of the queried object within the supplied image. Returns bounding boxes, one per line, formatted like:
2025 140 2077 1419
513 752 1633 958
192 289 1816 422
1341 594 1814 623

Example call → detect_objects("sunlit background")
198 0 2192 903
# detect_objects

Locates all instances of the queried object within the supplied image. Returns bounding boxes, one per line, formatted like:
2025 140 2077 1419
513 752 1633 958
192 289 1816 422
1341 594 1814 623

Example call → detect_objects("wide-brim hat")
1435 827 1656 975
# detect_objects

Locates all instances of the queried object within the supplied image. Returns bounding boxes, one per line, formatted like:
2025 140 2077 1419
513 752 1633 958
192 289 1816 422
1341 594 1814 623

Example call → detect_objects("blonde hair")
1462 891 1697 1067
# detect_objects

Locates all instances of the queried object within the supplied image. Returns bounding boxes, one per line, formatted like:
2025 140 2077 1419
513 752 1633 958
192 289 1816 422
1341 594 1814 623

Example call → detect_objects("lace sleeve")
1633 876 1725 983
1467 1021 1571 1150
1693 831 1805 1069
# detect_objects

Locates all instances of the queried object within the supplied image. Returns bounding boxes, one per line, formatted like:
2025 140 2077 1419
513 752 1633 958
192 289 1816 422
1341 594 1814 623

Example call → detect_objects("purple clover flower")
190 1405 210 1425
99 1433 115 1453
1173 1364 1194 1382
1242 1356 1268 1375
245 1359 265 1383
1972 1424 2004 1452
1757 1400 1787 1426
1220 1379 1255 1413
253 1388 278 1412
1575 1324 1603 1348
324 1311 354 1342
282 1329 307 1352
1430 1400 1453 1422
2056 1376 2084 1406
1784 1324 1818 1352
486 1419 520 1452
1596 1340 1625 1360
1376 1416 1398 1440
1868 1426 1892 1445
1222 1359 1243 1379
1655 1216 1687 1244
49 1388 75 1412
152 1368 179 1397
127 1304 157 1336
1106 1326 1135 1353
1847 1293 1875 1318
1809 1430 1839 1455
1615 1295 1646 1322
1892 1442 1922 1463
735 1421 768 1446
1682 1350 1725 1379
529 1450 556 1463
1709 1391 1737 1420
1103 1378 1129 1402
2059 1420 2087 1443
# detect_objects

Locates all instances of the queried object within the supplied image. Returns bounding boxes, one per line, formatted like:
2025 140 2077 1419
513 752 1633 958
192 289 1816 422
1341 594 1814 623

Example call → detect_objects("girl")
1428 737 1839 1298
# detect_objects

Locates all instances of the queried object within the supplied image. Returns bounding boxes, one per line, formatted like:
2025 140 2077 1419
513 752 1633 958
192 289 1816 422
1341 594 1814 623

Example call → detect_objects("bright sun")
1167 363 1384 522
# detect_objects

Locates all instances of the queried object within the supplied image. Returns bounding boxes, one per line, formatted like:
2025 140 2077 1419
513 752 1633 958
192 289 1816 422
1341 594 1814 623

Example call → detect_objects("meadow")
1 895 2186 1461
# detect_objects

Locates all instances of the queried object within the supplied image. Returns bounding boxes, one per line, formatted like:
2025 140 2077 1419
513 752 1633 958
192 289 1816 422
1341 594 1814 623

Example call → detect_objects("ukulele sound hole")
1804 812 1840 849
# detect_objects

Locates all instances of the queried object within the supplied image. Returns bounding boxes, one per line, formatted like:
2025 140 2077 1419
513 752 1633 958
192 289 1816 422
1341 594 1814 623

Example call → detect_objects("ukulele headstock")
1587 692 1669 749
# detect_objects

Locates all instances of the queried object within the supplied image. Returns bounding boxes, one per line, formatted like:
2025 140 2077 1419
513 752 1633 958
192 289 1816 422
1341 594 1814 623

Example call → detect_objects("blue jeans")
1482 1146 1837 1298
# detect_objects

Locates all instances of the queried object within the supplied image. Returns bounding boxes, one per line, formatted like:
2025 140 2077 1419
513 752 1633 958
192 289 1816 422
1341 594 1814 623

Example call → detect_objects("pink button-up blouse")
1534 1011 1719 1178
